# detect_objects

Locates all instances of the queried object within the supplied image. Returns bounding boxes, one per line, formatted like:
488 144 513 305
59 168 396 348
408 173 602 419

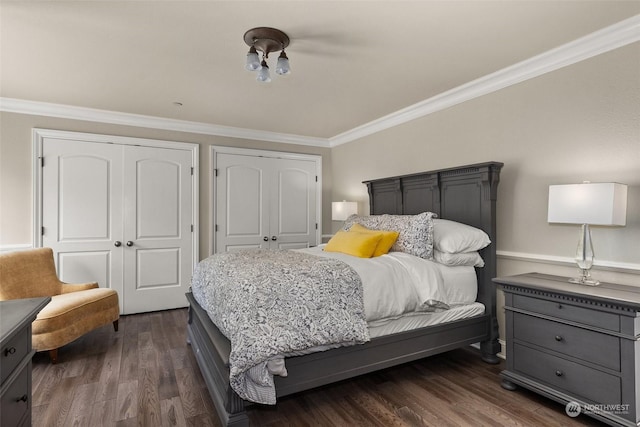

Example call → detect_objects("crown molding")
328 14 640 147
1 15 638 148
0 97 331 148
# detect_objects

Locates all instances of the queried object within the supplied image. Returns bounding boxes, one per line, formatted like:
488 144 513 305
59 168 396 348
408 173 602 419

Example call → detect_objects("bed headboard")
363 161 503 357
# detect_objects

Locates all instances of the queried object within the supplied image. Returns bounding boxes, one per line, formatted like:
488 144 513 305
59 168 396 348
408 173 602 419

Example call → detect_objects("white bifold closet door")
215 153 318 253
41 137 193 314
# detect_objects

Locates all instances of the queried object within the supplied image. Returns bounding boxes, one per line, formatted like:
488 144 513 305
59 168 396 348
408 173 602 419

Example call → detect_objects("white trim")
1 15 638 146
32 128 200 266
328 14 640 146
497 250 640 274
0 98 329 148
209 146 322 257
0 244 33 253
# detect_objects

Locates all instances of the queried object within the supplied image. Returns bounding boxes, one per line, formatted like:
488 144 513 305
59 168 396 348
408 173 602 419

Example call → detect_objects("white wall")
330 42 640 346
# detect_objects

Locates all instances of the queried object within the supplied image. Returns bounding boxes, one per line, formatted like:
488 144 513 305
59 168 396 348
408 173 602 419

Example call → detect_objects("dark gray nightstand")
494 273 640 427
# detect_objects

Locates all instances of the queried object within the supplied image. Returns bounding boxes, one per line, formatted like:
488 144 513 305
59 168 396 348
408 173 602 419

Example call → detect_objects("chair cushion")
32 288 119 351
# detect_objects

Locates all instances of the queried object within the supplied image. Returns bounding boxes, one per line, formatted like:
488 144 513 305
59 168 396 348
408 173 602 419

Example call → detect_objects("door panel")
135 159 181 238
59 155 111 240
122 145 193 314
215 154 269 252
57 250 112 288
42 138 123 297
272 159 316 248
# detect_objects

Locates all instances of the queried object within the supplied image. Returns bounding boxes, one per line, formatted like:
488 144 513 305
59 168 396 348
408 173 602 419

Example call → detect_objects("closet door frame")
209 146 322 256
32 128 200 278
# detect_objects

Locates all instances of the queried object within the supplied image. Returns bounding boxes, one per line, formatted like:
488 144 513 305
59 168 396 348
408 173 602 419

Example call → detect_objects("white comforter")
297 245 450 322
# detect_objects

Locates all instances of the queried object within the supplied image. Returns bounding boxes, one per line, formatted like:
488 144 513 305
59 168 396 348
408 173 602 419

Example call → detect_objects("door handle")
126 241 134 247
114 241 122 247
263 236 268 242
271 236 277 241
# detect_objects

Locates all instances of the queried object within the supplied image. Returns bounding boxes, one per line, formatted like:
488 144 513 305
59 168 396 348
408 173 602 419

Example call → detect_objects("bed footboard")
186 293 249 427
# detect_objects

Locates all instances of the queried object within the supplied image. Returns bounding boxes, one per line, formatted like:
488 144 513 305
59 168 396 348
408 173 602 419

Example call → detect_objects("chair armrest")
60 282 99 293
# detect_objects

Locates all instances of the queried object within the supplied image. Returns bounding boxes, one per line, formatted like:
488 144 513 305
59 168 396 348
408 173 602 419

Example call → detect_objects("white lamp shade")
548 183 627 226
332 201 358 221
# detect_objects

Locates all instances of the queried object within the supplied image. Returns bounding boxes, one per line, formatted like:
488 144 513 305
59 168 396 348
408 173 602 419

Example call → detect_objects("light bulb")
245 47 261 71
256 60 271 82
275 50 290 75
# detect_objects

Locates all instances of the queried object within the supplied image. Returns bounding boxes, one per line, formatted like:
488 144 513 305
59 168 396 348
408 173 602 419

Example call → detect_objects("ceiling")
2 1 639 142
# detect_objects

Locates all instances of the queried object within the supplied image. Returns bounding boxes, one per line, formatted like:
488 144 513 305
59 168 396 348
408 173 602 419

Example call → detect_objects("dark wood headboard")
362 161 503 357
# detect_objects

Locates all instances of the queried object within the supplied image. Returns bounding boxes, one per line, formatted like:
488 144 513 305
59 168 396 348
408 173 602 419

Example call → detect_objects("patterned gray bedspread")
190 249 370 405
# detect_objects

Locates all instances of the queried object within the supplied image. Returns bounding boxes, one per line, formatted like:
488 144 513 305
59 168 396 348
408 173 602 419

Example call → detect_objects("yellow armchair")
0 248 119 363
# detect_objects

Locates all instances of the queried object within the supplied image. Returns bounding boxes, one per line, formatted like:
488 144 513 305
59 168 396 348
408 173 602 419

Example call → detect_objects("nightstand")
494 273 640 427
1 297 50 427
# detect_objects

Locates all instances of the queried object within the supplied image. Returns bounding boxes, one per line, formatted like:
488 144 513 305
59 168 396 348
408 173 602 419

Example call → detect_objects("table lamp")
332 201 358 221
548 182 627 286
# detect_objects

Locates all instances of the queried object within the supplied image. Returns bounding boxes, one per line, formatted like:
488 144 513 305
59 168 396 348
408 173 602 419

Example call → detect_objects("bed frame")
186 161 503 427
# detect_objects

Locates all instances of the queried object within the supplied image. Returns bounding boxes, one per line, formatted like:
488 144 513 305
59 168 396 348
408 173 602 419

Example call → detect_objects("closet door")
215 153 270 252
42 138 124 296
214 153 318 253
270 158 317 250
41 137 194 314
122 146 193 313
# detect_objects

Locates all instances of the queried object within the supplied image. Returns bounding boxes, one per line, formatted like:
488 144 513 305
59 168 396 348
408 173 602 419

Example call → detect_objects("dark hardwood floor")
31 308 604 426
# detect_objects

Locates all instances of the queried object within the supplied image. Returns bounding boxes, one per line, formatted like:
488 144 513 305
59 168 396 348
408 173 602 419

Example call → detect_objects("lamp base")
568 268 600 286
568 276 600 286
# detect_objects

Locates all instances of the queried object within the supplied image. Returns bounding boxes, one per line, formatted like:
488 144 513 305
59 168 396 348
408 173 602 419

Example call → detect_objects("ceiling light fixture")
244 27 291 83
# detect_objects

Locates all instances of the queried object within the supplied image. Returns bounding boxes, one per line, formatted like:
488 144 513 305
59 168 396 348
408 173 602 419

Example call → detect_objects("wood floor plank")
67 382 99 426
138 366 162 426
115 380 138 422
175 366 206 418
160 396 187 427
30 308 610 426
89 399 117 427
96 334 124 402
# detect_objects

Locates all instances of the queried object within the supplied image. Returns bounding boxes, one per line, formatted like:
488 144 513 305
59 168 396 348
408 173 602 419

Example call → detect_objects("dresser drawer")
512 294 619 332
0 363 30 427
1 328 29 384
513 313 620 371
513 343 621 404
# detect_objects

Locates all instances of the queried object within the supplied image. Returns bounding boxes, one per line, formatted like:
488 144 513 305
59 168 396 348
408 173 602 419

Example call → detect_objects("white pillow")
433 219 491 254
434 250 485 267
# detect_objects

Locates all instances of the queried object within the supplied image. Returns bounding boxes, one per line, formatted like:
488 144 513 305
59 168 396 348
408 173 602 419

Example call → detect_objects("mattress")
368 302 485 337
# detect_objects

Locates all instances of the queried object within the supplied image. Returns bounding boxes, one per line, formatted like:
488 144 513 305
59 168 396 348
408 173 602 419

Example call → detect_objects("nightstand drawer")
513 343 621 404
1 329 29 384
513 294 619 332
514 313 620 371
0 363 30 427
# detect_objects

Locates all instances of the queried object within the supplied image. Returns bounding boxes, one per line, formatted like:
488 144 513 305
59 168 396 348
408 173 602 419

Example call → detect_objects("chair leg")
113 319 119 332
49 349 59 364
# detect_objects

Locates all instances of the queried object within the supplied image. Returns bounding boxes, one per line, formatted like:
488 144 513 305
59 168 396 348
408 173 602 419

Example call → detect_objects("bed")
186 161 503 427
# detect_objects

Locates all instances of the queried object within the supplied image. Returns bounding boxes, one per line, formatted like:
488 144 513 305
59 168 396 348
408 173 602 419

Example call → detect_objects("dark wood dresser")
1 297 50 427
494 273 640 427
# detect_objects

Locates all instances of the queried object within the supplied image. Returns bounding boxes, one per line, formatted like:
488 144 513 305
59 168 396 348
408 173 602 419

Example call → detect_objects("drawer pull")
555 370 564 377
557 304 563 309
554 335 563 342
4 346 16 356
17 394 28 403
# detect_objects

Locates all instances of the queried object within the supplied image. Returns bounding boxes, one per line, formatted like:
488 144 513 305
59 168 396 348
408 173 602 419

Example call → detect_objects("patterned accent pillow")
343 212 436 259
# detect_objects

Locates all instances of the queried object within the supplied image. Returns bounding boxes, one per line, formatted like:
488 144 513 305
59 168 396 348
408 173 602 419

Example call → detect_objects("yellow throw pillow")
324 230 383 258
349 223 399 257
